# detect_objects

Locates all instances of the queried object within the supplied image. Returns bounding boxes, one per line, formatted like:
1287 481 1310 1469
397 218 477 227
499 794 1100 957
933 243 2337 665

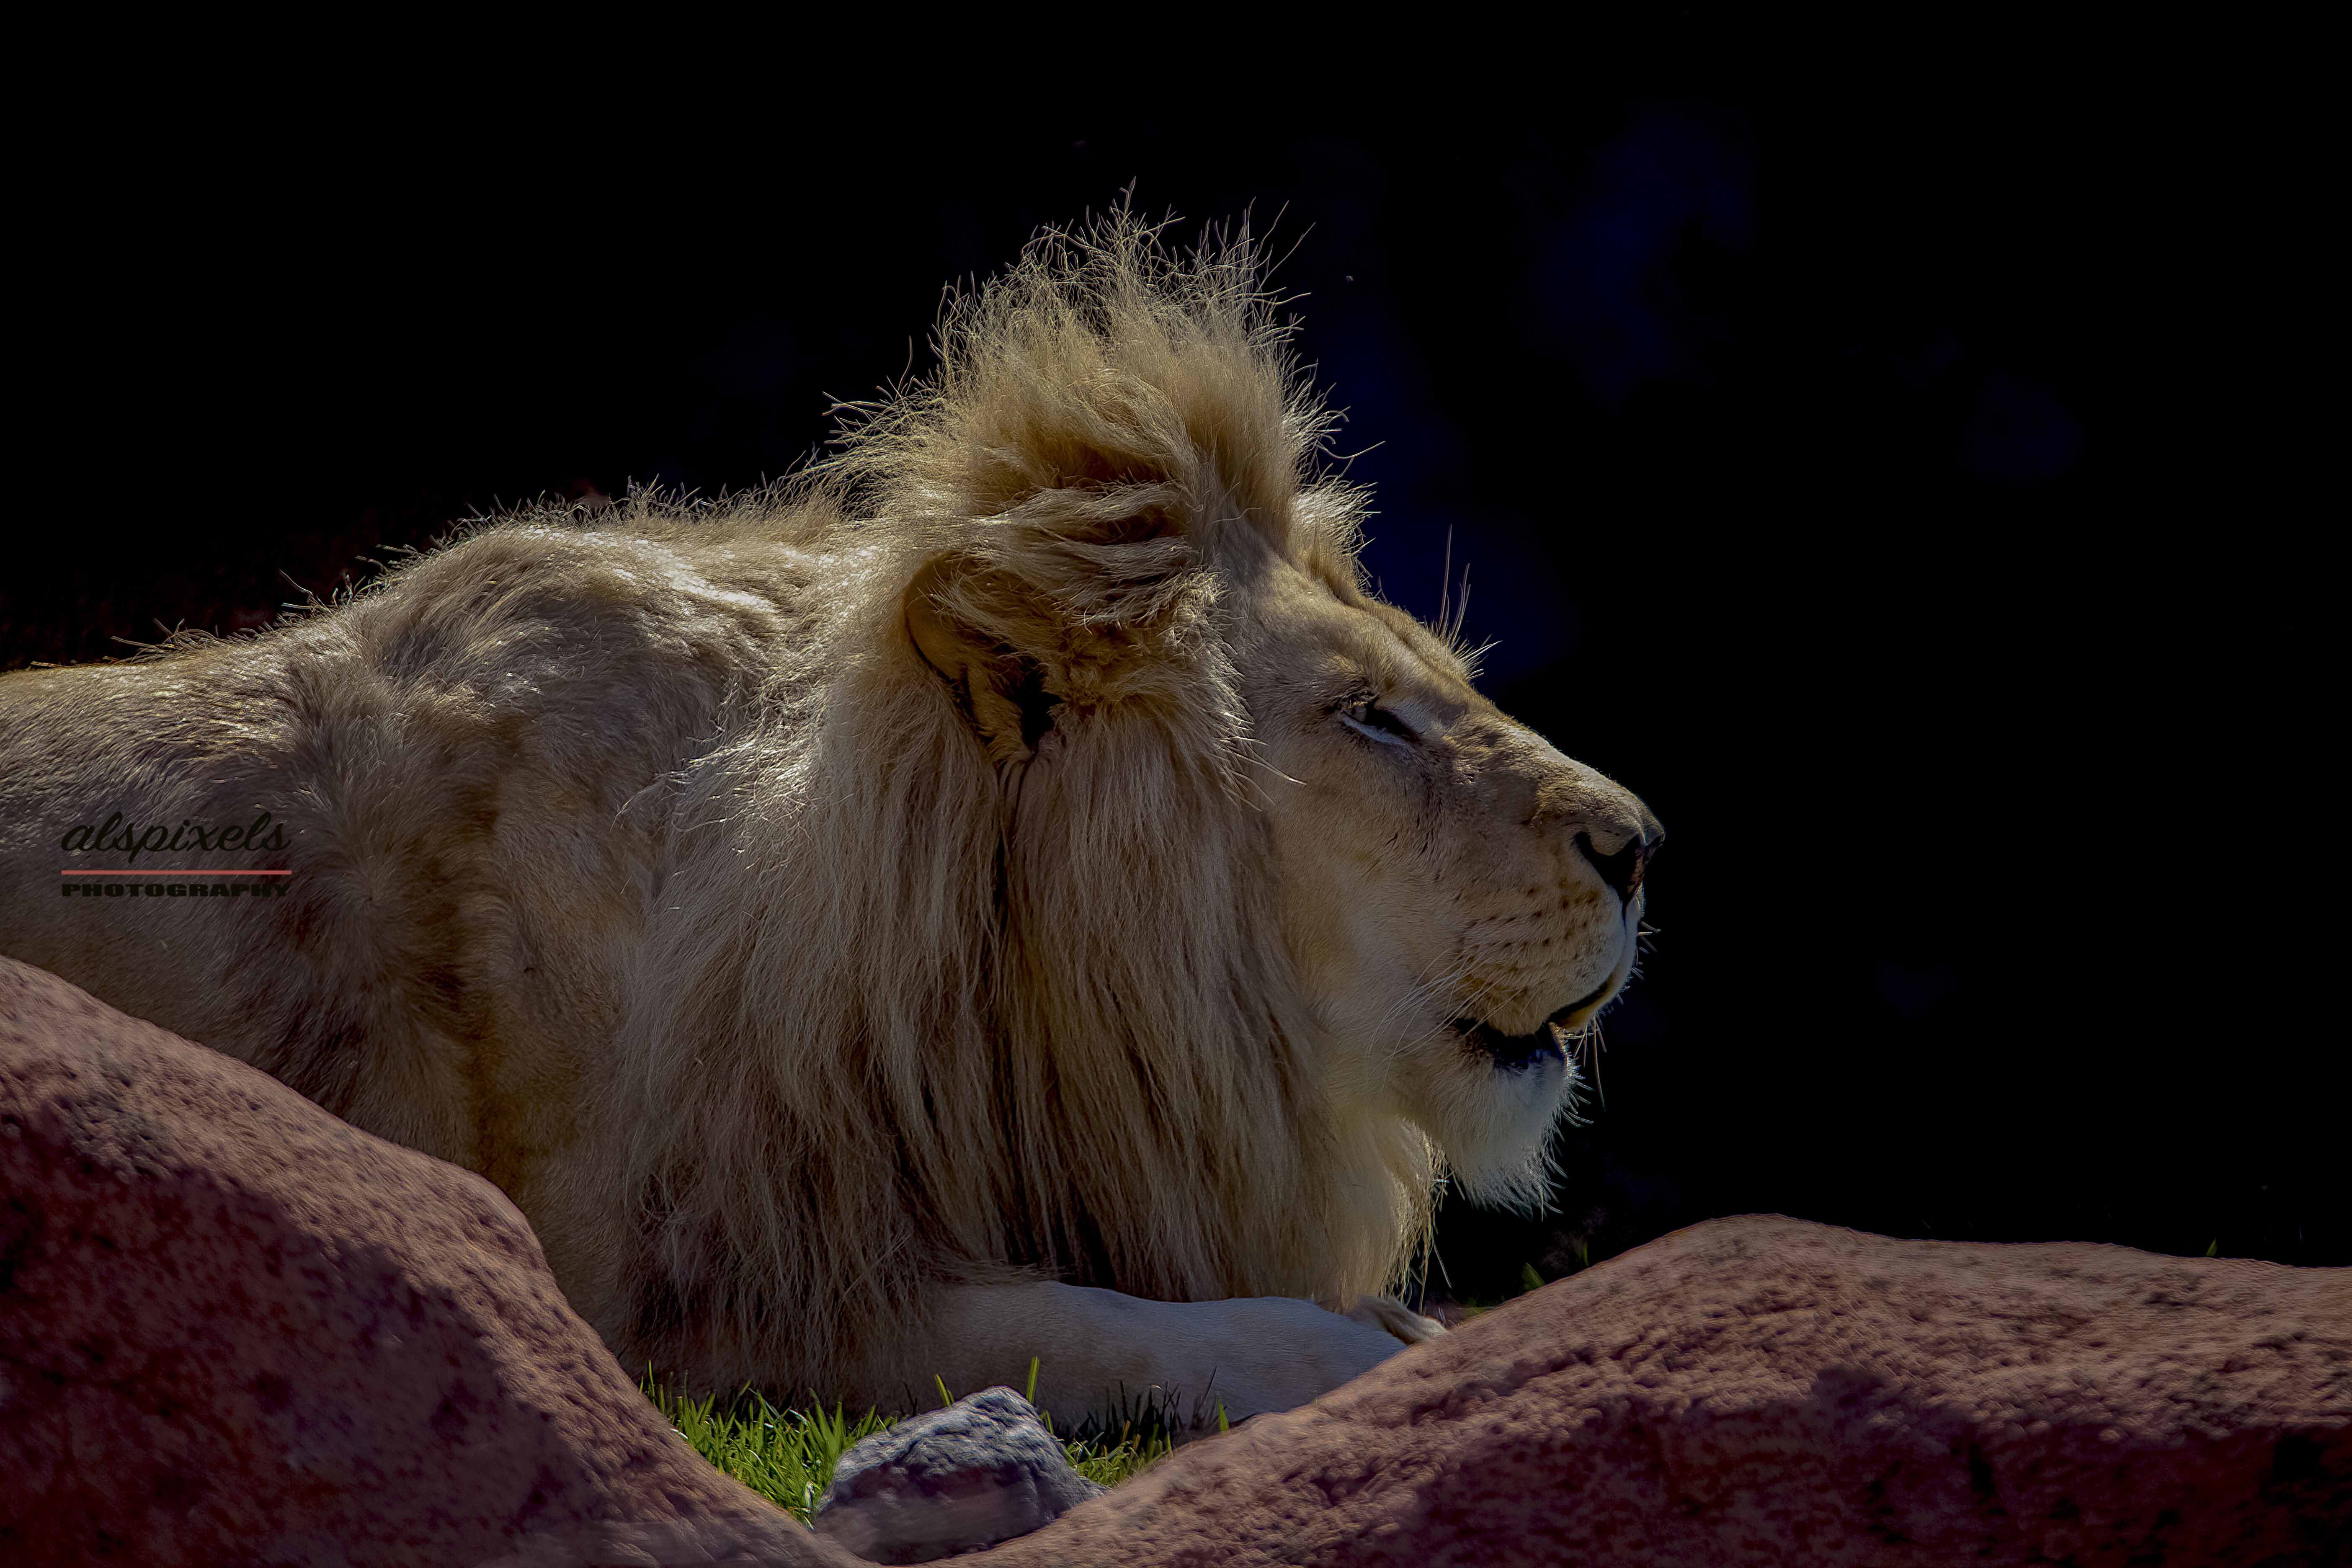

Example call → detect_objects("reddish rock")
995 1215 2352 1566
0 956 849 1568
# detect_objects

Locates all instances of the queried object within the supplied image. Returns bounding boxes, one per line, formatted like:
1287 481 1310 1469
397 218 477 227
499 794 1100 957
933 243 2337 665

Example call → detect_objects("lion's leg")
863 1282 1418 1434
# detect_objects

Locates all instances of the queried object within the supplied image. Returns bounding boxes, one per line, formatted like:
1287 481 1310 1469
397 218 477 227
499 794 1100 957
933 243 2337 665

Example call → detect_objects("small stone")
811 1387 1107 1563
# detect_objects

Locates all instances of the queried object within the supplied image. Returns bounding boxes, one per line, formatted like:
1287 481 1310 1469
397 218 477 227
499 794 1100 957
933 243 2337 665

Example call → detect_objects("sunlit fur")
0 211 1655 1408
620 216 1441 1393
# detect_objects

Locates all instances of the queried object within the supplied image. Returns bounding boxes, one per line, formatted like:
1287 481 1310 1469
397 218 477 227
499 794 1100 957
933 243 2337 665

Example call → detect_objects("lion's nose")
1576 828 1660 905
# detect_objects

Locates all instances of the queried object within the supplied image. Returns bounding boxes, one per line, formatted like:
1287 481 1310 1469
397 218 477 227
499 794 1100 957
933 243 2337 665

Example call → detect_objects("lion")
0 213 1661 1431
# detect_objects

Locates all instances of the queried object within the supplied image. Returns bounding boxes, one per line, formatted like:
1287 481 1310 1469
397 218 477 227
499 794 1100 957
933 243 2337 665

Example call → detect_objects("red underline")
59 869 291 877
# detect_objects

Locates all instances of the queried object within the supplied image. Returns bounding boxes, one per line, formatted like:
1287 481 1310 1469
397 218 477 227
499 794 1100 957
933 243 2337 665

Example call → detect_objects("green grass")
1433 1255 1569 1320
642 1361 1183 1525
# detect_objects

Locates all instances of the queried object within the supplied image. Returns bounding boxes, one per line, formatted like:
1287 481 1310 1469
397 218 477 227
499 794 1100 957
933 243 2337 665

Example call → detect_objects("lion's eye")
1338 699 1417 748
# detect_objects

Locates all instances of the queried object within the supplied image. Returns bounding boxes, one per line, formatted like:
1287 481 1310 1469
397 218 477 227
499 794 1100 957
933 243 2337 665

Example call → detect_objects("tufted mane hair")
603 210 1440 1396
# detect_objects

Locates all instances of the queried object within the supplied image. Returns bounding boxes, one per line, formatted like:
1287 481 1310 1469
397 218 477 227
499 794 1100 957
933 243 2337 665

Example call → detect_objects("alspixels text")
59 812 290 862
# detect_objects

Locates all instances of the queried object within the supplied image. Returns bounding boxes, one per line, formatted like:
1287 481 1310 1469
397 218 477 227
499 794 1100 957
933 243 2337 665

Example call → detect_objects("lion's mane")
610 216 1440 1391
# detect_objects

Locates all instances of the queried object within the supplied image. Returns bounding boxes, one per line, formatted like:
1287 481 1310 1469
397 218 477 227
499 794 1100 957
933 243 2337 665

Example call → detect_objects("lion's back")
0 511 829 1211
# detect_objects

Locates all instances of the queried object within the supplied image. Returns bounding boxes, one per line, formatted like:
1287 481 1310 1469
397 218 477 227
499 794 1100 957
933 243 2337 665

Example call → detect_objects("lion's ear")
903 554 1057 764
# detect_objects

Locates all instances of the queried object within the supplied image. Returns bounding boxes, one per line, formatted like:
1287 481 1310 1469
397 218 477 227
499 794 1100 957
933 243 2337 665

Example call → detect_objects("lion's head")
627 211 1660 1387
843 211 1659 1209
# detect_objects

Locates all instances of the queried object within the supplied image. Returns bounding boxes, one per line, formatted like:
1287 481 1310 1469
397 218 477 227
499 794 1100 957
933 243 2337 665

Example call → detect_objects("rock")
812 1387 1106 1563
0 956 851 1568
982 1215 2352 1567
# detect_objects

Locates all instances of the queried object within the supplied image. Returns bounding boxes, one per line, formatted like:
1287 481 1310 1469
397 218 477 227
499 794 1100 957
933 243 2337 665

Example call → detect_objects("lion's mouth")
1455 979 1615 1072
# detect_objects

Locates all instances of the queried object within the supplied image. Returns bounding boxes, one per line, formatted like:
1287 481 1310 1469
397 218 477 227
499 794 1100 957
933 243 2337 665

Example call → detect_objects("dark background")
8 54 2334 1294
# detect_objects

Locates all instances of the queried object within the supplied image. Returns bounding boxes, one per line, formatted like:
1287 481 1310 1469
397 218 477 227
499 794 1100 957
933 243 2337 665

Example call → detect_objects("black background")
7 43 2334 1294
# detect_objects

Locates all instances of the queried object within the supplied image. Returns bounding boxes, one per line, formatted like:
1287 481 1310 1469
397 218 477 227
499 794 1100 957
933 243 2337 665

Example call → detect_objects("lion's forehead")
1243 574 1475 701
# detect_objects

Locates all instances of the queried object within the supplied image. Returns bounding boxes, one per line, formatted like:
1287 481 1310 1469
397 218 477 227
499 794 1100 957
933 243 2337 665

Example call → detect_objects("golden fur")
0 213 1660 1419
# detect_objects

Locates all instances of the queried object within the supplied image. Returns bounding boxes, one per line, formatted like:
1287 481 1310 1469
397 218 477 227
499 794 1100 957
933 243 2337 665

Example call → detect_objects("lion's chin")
1407 1042 1576 1216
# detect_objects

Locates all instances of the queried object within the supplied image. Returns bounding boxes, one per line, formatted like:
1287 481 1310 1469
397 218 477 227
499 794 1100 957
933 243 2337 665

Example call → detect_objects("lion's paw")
1345 1293 1449 1344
